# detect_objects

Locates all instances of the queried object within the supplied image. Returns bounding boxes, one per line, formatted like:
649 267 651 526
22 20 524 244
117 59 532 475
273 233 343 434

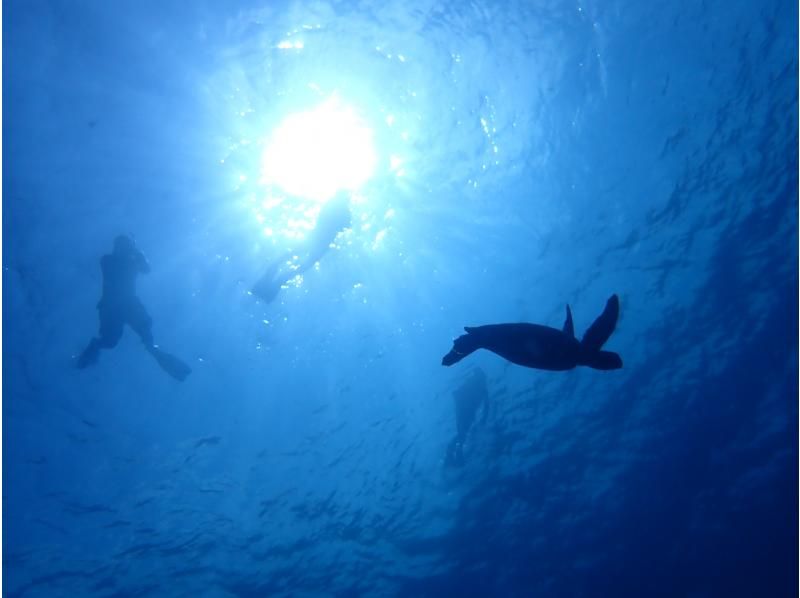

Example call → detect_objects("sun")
260 97 377 202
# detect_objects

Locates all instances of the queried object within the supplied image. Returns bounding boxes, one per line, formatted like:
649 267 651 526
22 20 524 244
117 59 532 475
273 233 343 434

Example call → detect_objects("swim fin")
252 258 289 304
76 338 101 369
252 276 282 304
147 346 191 381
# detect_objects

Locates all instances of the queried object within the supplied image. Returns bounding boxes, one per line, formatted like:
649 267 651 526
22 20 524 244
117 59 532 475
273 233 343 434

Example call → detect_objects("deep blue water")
3 0 798 596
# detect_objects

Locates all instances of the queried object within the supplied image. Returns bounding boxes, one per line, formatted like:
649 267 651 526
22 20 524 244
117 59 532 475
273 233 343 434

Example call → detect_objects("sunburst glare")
260 96 377 203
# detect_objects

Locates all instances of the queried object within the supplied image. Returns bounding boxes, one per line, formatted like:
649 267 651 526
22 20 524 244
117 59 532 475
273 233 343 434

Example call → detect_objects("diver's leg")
76 338 101 368
127 300 154 347
77 305 123 368
445 435 465 467
128 301 191 381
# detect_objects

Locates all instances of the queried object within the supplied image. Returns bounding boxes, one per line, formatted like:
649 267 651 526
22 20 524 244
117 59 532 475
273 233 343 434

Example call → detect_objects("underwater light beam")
260 98 376 202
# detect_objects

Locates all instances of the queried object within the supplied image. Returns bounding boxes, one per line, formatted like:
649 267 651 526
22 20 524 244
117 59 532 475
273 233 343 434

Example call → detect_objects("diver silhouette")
445 368 489 467
76 235 191 381
252 192 352 304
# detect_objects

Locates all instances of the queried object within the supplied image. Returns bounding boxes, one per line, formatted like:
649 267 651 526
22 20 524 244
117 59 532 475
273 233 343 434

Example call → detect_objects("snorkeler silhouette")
442 295 623 371
76 235 191 381
252 192 352 304
445 368 489 467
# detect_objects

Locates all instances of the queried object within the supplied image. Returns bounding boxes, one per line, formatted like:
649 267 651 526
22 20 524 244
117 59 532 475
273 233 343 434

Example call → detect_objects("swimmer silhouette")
252 192 352 304
442 294 623 371
76 235 191 381
445 368 489 467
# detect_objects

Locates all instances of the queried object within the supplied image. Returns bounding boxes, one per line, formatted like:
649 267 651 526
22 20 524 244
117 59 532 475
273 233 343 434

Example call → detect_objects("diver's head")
113 234 136 255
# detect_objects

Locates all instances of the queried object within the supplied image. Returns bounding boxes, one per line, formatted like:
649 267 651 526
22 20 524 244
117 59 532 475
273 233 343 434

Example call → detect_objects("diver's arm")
134 249 151 274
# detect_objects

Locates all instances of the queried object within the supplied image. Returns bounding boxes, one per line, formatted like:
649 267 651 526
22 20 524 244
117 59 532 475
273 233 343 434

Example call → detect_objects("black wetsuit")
77 239 152 367
77 236 191 381
97 247 153 347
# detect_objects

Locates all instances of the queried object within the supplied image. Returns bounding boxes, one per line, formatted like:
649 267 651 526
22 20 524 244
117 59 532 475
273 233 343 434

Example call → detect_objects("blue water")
3 0 797 596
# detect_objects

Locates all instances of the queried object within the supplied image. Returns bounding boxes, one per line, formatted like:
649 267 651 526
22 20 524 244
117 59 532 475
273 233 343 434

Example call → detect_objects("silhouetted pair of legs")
78 299 152 367
78 299 190 381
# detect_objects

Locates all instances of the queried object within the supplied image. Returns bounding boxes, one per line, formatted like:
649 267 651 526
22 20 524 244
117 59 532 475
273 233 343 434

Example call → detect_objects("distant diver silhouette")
76 235 191 381
445 368 489 467
252 192 352 304
442 294 623 371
